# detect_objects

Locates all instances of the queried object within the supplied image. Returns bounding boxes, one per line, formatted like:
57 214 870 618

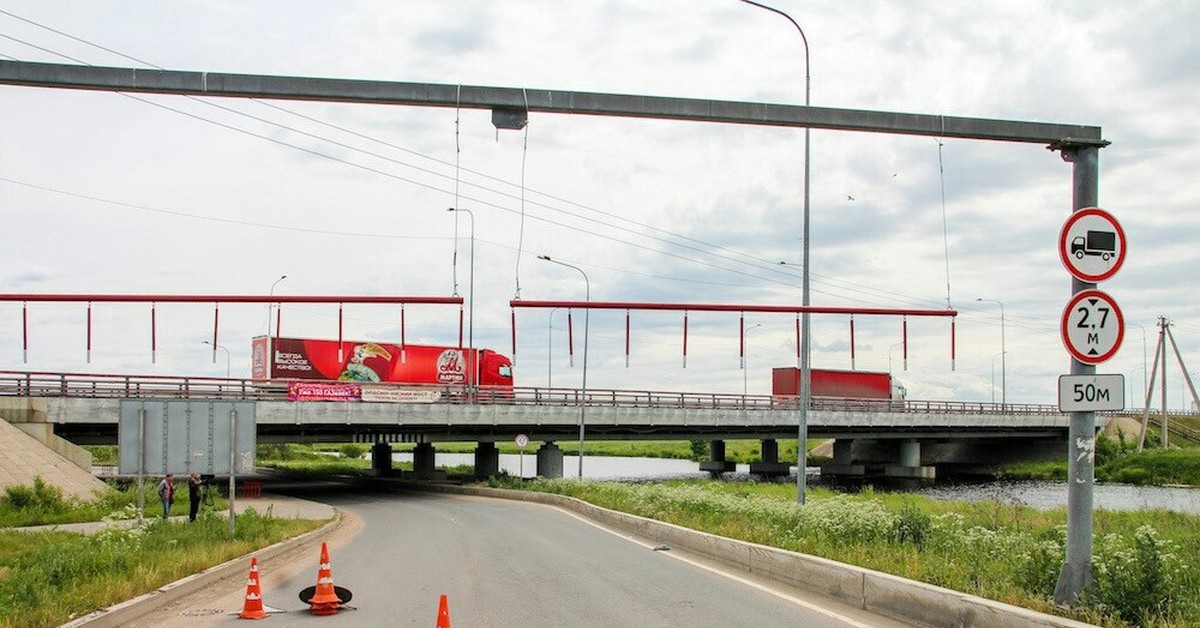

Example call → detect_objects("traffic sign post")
1060 289 1124 364
1059 207 1126 282
1058 374 1125 412
515 434 529 481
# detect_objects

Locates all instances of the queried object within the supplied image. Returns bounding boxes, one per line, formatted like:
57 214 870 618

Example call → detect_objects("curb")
58 510 341 628
412 483 1097 628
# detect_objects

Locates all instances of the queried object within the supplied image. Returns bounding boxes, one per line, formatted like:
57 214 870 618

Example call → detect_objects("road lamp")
265 275 286 379
991 352 1006 405
976 298 1006 409
888 342 905 375
538 255 589 479
202 340 231 378
447 207 476 389
743 323 762 396
741 0 812 506
1129 322 1149 409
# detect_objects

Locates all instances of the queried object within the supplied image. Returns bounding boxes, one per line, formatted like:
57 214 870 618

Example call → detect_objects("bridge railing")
0 370 1067 415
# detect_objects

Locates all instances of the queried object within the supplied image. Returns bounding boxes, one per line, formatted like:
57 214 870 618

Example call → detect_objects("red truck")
771 367 903 399
251 336 514 390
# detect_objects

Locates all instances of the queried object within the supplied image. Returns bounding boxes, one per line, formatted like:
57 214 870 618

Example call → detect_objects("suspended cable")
513 88 530 300
451 84 462 296
937 119 953 309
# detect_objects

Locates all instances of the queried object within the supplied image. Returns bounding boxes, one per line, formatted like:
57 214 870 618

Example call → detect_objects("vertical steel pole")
1054 145 1099 606
137 407 145 524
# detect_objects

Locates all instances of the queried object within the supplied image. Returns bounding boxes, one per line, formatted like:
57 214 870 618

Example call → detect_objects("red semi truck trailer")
251 336 513 389
771 367 903 399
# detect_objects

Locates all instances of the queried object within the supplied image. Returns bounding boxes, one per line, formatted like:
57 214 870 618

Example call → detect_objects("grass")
488 477 1200 627
0 478 228 528
0 509 323 628
1002 433 1200 486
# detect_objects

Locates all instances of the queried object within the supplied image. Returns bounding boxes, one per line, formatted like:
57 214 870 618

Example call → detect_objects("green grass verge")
0 509 323 628
0 479 228 528
487 478 1199 627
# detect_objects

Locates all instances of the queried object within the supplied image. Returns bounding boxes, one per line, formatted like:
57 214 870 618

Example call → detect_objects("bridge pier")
412 442 437 479
536 442 564 479
748 439 790 478
699 440 736 476
821 439 866 477
885 439 936 479
474 441 500 479
370 442 393 476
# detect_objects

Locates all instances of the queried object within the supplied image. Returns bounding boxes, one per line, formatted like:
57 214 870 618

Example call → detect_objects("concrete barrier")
414 483 1094 628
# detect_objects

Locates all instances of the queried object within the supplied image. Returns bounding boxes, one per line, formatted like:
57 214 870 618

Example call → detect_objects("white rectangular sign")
360 386 442 403
1058 374 1125 412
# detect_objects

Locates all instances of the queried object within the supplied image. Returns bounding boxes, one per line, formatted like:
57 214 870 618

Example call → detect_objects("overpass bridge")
0 370 1082 479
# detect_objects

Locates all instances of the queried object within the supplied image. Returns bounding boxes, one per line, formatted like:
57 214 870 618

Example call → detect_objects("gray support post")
535 442 564 479
371 442 393 476
474 441 500 479
899 439 921 467
1054 145 1100 606
228 407 237 536
412 442 437 479
749 438 790 477
833 439 853 465
699 439 736 475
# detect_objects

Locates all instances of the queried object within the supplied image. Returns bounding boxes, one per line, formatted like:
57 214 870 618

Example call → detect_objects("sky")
1 1 1198 407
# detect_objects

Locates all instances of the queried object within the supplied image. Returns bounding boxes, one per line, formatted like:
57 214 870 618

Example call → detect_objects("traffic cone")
436 594 451 628
238 557 267 620
308 542 341 615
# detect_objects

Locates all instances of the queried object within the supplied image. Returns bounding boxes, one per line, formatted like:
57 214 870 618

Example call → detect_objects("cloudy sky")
1 1 1198 406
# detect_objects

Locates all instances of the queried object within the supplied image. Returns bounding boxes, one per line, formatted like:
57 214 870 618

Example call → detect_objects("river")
394 452 1200 515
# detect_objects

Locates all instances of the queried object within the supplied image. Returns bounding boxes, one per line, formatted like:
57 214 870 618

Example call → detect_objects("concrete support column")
822 438 866 477
536 441 563 479
885 439 935 479
371 442 393 476
749 438 789 477
833 439 854 465
699 439 735 475
474 441 500 479
412 442 437 479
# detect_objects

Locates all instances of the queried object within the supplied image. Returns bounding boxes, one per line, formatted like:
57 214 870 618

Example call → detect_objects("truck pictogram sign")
1059 207 1126 282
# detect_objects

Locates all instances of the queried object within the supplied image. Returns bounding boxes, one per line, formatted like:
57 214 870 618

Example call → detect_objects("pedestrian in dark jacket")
188 473 204 522
156 474 174 520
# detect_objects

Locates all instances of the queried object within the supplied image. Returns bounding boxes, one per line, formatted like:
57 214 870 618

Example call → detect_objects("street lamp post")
888 341 904 375
202 340 231 378
976 298 1006 409
265 275 286 379
538 255 589 479
743 323 762 397
448 208 476 390
740 0 813 506
991 352 1006 405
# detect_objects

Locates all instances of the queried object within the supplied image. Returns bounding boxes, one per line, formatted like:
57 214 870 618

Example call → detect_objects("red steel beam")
3 294 463 304
510 300 957 317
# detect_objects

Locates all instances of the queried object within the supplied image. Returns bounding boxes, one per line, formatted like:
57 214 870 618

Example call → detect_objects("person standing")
187 473 204 522
157 474 174 520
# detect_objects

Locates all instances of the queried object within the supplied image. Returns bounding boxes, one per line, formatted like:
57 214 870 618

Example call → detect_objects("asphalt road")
130 483 908 627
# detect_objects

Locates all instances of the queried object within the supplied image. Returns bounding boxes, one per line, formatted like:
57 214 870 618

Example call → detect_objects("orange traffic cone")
436 594 451 628
238 557 267 620
308 542 341 615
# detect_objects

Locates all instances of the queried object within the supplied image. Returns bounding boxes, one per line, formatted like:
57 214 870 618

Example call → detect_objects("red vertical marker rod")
150 302 157 364
337 304 344 363
567 310 575 367
739 313 745 369
510 308 517 364
86 302 93 364
22 302 28 364
795 315 801 363
211 303 220 363
902 316 909 371
399 305 407 364
849 315 856 370
458 306 465 348
274 305 281 342
624 309 631 368
682 311 689 369
950 318 957 371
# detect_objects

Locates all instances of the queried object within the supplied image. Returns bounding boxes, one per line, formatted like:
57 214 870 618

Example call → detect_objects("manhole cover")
180 608 224 617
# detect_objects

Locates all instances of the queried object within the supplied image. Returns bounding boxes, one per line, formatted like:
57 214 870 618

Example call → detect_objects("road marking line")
558 508 878 628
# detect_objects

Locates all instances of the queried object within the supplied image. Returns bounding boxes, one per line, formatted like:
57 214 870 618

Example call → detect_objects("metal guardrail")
0 370 1067 415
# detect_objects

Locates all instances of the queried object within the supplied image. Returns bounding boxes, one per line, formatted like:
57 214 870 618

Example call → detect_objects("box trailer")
771 367 897 399
251 336 513 389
